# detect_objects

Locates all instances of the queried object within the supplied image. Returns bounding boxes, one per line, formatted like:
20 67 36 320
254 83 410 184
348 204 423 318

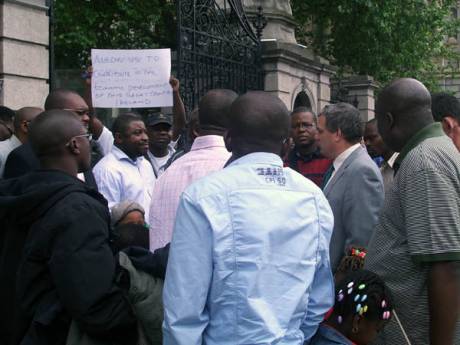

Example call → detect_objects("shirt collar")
10 135 21 146
111 145 143 165
228 152 283 168
394 122 444 171
333 143 361 171
386 152 399 168
190 135 226 151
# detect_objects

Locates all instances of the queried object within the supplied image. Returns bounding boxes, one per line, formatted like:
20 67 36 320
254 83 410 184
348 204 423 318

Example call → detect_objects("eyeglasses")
74 133 92 141
63 108 91 117
65 133 92 147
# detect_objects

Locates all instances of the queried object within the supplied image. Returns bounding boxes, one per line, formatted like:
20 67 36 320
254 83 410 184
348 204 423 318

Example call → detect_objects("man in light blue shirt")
163 91 335 345
93 113 156 220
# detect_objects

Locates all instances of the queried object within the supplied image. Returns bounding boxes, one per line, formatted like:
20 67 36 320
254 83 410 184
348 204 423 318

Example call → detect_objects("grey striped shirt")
366 127 460 345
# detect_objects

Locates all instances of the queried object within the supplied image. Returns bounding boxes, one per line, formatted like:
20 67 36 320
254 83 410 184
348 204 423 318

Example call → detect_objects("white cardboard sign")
91 49 173 108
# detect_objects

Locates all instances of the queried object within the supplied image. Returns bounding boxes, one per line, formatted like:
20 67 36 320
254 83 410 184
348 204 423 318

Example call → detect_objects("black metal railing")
176 0 265 112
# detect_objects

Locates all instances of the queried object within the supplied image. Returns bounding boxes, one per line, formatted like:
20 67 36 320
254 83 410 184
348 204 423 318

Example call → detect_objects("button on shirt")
93 145 156 221
0 135 21 177
149 135 230 251
163 152 335 345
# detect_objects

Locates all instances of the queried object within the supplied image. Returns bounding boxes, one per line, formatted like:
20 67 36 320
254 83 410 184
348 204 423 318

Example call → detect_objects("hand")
169 76 180 92
83 65 93 86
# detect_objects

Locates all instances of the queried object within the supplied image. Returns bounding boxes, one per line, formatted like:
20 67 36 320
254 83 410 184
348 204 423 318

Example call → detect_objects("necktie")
321 165 335 190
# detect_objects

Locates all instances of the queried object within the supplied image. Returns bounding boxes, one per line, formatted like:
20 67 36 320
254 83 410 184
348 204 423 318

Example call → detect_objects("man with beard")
285 107 331 187
93 113 155 221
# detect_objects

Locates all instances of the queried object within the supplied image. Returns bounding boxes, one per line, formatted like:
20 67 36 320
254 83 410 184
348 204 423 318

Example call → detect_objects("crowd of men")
0 76 459 345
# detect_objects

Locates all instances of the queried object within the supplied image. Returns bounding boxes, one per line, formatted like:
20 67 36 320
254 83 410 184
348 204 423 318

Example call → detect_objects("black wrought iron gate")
176 0 265 111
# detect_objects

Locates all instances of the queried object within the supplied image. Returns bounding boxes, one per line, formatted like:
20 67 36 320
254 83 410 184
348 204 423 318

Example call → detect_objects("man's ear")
114 132 123 145
21 121 29 134
224 130 232 152
442 117 456 137
335 128 343 142
386 112 395 129
67 138 81 155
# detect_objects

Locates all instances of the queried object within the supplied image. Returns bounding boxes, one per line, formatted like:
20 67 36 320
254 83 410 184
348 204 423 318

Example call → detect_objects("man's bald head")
13 107 42 130
29 110 86 157
228 91 289 156
45 89 88 111
198 89 238 132
376 78 434 152
13 107 43 143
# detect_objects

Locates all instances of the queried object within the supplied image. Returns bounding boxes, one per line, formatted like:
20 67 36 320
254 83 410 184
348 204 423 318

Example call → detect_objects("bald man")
149 89 235 251
0 110 136 344
3 91 99 187
365 78 460 345
163 92 334 345
0 107 41 177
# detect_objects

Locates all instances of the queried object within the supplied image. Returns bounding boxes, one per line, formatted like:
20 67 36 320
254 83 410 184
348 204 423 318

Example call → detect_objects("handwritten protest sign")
91 49 173 108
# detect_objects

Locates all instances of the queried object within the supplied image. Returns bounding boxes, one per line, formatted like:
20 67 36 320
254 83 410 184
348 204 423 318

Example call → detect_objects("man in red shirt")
285 107 332 187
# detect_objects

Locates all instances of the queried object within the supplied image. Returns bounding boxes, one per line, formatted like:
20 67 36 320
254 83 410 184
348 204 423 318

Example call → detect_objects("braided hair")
333 269 393 325
336 246 366 275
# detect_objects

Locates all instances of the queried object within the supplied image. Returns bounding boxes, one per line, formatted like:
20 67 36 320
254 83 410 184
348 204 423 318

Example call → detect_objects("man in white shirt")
93 113 156 220
146 113 176 177
316 102 384 271
0 107 42 177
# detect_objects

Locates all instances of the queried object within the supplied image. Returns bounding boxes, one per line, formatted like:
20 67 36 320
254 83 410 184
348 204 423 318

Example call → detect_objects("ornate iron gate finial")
253 6 267 40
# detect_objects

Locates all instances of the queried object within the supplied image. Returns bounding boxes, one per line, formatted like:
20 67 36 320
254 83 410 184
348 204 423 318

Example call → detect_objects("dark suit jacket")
3 142 98 190
323 146 384 271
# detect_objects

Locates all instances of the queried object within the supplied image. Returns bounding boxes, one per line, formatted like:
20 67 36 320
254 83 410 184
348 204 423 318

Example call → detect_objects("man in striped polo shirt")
366 78 460 345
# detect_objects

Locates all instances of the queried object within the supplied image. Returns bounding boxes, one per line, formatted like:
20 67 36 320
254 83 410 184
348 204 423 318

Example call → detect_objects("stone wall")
262 41 335 112
0 0 49 108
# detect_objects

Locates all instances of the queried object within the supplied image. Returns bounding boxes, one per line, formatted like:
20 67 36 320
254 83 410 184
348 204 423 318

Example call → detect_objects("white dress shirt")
93 145 156 220
0 135 21 177
323 143 361 189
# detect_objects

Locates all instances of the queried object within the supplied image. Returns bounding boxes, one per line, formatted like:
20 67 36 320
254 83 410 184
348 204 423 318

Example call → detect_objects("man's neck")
295 143 317 157
115 144 139 161
16 132 27 144
149 145 169 158
40 161 79 177
332 142 356 161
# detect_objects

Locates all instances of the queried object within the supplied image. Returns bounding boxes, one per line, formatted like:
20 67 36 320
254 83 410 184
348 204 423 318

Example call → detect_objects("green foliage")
53 0 176 69
290 0 460 90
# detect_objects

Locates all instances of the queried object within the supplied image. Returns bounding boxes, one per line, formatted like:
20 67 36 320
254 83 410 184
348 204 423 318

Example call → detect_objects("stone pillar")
0 0 49 108
331 75 378 121
243 0 335 111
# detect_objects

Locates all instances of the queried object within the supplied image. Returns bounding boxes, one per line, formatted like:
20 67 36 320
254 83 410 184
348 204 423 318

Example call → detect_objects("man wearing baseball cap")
146 113 176 177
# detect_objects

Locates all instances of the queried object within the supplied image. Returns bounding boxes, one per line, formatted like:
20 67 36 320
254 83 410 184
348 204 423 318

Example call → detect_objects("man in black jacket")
3 90 99 189
0 110 137 345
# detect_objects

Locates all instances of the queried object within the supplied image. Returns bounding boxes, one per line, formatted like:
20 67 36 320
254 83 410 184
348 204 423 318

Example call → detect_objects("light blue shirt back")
163 152 335 345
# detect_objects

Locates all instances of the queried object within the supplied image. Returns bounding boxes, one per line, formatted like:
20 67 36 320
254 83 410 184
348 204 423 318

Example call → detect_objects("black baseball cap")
146 113 172 127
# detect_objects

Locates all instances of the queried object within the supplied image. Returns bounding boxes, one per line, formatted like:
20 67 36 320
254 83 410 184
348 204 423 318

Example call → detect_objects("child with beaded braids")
309 269 393 345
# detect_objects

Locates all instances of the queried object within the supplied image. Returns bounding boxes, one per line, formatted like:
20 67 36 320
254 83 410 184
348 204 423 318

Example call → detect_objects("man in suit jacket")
316 102 384 271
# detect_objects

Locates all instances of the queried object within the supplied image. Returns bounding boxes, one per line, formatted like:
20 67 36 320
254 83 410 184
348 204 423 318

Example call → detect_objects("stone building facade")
244 0 335 113
0 0 49 109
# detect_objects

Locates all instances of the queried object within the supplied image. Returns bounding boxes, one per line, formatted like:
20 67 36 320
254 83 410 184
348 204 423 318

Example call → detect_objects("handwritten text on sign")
91 49 173 108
